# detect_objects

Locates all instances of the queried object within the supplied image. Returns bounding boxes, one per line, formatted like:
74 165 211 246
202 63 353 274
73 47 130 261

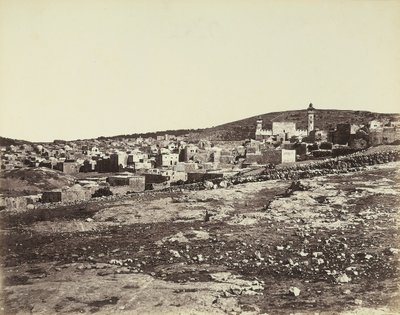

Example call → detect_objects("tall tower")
256 117 263 131
307 103 315 135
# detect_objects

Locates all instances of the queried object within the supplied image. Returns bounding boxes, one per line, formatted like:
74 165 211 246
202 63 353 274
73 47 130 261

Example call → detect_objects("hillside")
0 167 75 197
187 109 400 141
1 109 399 144
0 136 32 147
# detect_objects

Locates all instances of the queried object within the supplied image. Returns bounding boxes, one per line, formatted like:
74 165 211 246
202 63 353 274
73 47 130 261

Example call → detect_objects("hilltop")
96 109 400 142
188 109 400 141
1 109 399 144
0 136 32 147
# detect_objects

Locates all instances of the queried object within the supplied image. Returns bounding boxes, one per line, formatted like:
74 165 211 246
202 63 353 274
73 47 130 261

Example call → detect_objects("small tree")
307 143 319 152
92 187 113 198
320 142 333 150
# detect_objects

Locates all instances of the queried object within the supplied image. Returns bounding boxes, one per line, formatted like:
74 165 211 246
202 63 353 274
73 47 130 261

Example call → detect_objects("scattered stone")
94 263 108 269
255 251 264 261
289 286 301 297
219 181 228 188
204 181 214 190
388 248 399 255
336 273 352 283
313 252 323 258
115 267 130 274
97 270 112 276
85 218 94 222
109 259 123 266
169 250 181 258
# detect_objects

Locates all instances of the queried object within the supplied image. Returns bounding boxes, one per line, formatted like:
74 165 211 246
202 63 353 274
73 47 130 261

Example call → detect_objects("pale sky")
0 0 399 142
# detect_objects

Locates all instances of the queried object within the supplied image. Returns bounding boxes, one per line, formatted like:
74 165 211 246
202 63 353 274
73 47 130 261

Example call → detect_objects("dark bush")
312 150 332 157
319 142 333 150
307 143 319 152
92 187 113 198
332 147 360 157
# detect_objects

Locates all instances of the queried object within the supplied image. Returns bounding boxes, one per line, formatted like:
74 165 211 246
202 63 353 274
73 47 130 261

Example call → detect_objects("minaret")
307 103 315 135
256 116 263 131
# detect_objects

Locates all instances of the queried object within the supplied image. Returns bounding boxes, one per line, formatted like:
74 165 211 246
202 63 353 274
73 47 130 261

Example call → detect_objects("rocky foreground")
1 162 400 314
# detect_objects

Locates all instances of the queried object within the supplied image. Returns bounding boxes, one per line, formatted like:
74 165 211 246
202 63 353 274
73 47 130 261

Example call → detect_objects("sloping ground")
0 167 75 197
0 136 32 147
188 110 400 141
1 162 399 314
69 109 399 142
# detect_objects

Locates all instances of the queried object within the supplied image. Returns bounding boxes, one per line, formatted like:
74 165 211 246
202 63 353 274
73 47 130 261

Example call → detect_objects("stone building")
156 153 179 167
255 103 312 141
180 144 199 162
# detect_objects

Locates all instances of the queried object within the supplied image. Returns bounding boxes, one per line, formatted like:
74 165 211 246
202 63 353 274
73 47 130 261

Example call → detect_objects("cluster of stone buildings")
1 134 242 205
1 103 399 207
254 103 400 162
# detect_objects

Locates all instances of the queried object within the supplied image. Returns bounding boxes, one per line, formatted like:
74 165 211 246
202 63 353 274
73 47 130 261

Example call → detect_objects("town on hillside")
1 104 400 208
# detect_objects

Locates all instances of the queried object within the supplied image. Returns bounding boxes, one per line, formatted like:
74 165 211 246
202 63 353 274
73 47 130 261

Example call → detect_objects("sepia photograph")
0 1 399 314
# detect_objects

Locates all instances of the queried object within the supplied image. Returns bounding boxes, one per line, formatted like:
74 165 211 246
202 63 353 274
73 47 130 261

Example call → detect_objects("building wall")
180 145 199 162
152 182 170 190
95 157 116 173
107 176 130 186
135 160 153 170
369 120 383 129
369 130 383 146
129 176 146 192
333 124 351 145
281 149 296 163
62 187 92 202
117 152 128 168
255 129 273 140
174 162 198 173
272 122 296 137
144 173 170 184
156 153 179 167
261 149 282 165
382 127 399 144
63 162 79 174
294 129 308 137
294 143 307 156
42 191 62 203
187 172 223 183
307 112 315 134
245 149 282 165
245 153 267 164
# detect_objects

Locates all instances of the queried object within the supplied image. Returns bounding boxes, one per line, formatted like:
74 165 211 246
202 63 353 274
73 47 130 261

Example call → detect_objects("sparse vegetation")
92 187 113 198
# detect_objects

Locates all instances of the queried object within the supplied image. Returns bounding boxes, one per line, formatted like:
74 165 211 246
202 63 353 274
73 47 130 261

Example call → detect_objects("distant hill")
95 109 399 142
99 128 203 140
2 109 399 143
186 109 400 141
0 136 32 147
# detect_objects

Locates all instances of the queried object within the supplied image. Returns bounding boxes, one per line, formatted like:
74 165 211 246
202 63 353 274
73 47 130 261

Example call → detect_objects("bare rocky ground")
1 162 400 315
